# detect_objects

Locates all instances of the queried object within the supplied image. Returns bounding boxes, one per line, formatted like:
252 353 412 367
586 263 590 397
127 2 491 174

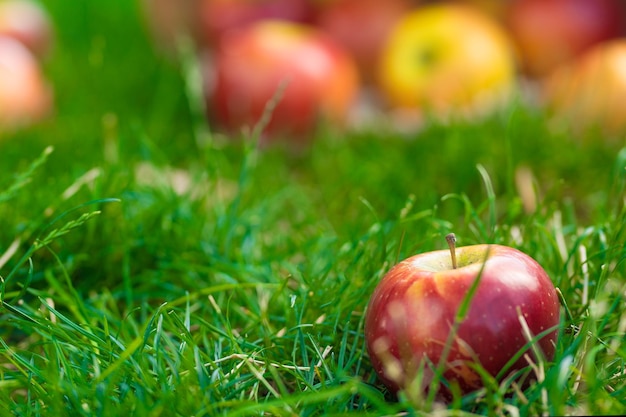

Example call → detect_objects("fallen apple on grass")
205 19 360 145
377 3 517 124
365 234 560 400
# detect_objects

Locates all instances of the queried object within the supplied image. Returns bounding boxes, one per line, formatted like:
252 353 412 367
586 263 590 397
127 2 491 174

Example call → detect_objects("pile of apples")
144 0 626 144
0 0 54 131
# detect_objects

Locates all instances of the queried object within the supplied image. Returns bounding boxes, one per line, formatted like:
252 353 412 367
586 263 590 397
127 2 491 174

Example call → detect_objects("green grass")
0 1 625 415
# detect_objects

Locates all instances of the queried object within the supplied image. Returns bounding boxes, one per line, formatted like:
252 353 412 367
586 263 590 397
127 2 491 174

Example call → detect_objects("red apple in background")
543 39 626 140
0 36 52 130
365 234 560 399
505 0 626 78
314 0 412 83
0 0 53 57
196 0 316 48
377 3 517 124
206 19 360 144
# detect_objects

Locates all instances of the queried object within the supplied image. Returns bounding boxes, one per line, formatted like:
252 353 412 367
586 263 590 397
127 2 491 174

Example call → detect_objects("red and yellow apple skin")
207 20 360 143
365 244 560 399
505 0 626 78
543 39 626 138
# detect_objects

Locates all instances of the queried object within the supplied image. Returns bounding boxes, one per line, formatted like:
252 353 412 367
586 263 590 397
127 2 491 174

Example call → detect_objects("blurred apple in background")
0 36 52 130
314 0 412 84
205 19 360 144
0 0 53 57
462 0 510 21
543 39 626 140
505 0 626 78
196 0 316 48
377 3 516 123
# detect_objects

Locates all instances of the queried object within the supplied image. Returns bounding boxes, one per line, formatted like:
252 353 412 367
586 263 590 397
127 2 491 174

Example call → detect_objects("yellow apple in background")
543 39 626 140
377 3 517 123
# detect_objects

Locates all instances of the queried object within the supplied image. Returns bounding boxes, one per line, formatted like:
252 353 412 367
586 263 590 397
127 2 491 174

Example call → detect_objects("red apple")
377 3 517 123
0 36 52 130
206 19 360 144
365 235 560 399
543 39 626 139
313 0 412 83
0 0 53 57
505 0 626 78
196 0 316 48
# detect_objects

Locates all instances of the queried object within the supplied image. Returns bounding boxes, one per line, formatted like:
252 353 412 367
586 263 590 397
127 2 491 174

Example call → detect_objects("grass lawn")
1 1 625 416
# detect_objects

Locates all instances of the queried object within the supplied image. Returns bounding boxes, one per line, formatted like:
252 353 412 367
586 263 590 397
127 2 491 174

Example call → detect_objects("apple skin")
0 36 52 130
460 0 511 22
505 0 626 78
196 0 316 48
313 0 412 84
0 0 53 57
377 4 517 121
543 39 626 139
365 244 560 399
206 20 360 144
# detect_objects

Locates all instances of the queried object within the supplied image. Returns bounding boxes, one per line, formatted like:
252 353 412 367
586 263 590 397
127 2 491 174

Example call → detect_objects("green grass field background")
0 1 625 415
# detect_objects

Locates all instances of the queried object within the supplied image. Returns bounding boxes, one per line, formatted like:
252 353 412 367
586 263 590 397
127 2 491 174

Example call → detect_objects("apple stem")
446 233 458 269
